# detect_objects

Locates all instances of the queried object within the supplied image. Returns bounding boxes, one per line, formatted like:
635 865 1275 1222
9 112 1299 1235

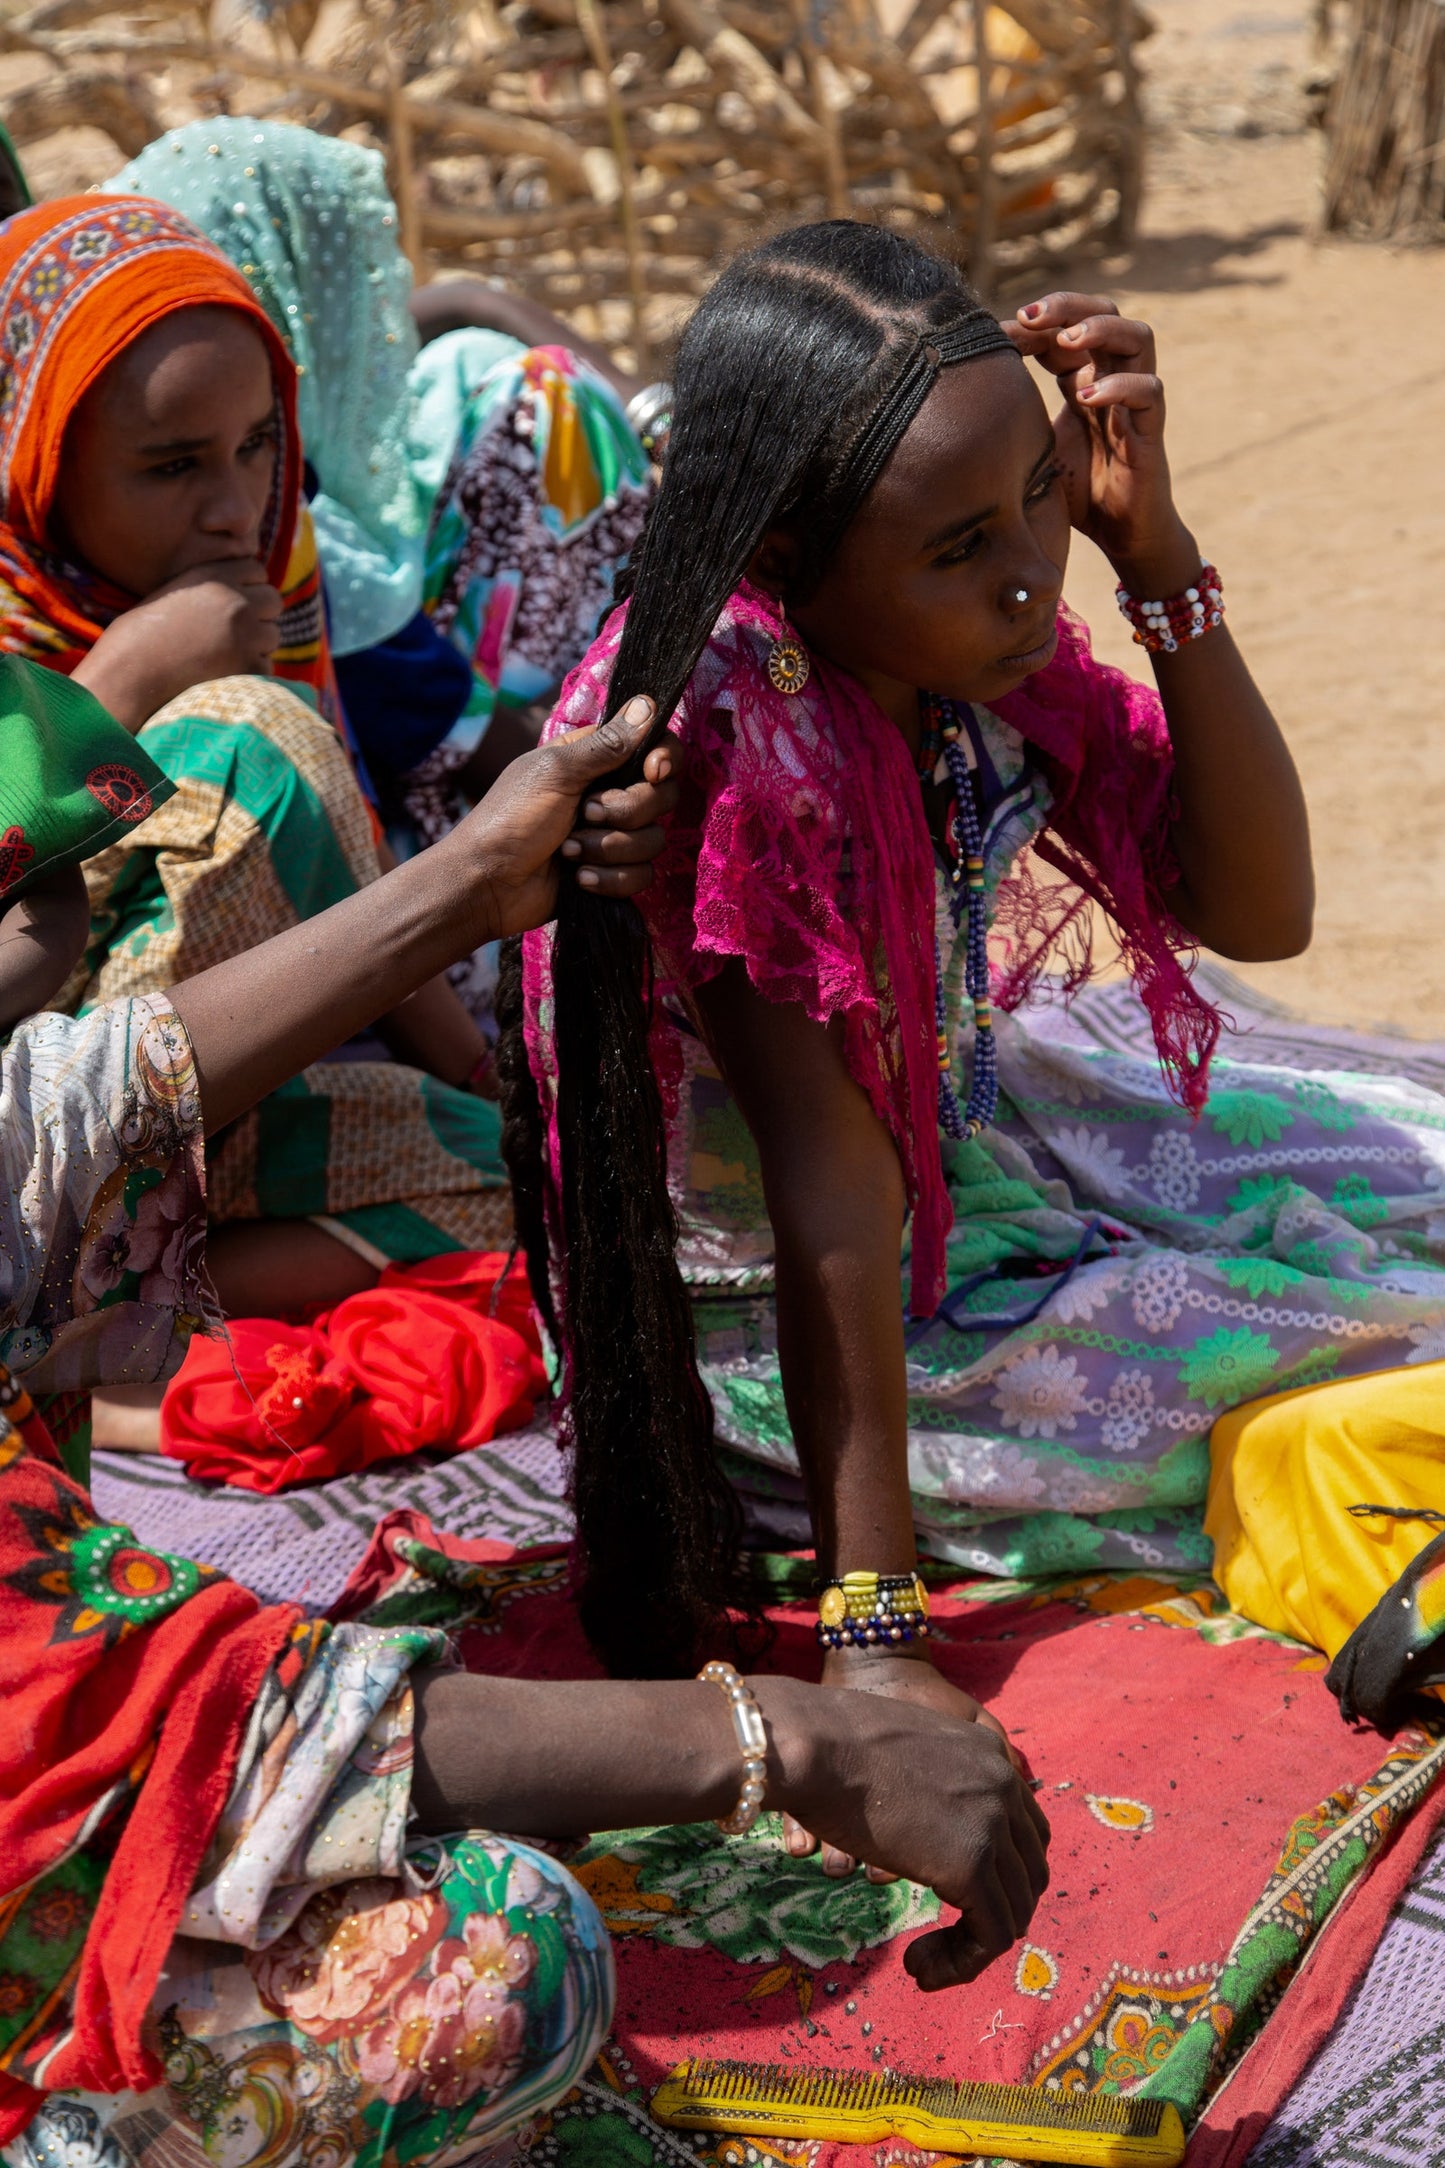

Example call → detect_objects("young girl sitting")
509 221 1445 1830
0 192 509 1348
113 116 656 1040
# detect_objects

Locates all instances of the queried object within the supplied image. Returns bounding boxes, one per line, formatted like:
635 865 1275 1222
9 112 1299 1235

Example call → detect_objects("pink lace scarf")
525 584 1219 1317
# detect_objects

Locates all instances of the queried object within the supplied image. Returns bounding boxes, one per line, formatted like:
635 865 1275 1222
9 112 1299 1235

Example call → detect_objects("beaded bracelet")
1115 562 1224 654
698 1660 769 1836
816 1570 932 1652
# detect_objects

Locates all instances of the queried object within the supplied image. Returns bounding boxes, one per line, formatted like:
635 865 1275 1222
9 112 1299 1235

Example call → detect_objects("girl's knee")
360 1834 615 2151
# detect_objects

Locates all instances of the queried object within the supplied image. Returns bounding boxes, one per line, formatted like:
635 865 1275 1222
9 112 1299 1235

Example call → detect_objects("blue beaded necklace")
919 694 998 1141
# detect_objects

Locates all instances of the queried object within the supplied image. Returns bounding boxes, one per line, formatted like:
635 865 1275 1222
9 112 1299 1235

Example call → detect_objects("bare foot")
91 1381 164 1453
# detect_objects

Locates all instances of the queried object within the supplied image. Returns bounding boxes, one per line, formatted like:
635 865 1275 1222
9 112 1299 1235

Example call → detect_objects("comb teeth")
672 2059 1171 2136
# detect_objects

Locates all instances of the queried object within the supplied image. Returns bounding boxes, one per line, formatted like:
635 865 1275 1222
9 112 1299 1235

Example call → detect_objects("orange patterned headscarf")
0 195 333 710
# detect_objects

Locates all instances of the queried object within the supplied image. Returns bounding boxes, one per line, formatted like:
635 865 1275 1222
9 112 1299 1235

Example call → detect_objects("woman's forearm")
769 1146 916 1578
411 1671 1057 1994
172 829 492 1133
1116 521 1313 961
376 971 489 1088
411 1671 748 1834
169 706 676 1134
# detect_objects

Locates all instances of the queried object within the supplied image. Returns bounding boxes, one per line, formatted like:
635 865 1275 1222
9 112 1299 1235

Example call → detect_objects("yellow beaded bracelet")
816 1571 931 1651
817 1571 930 1629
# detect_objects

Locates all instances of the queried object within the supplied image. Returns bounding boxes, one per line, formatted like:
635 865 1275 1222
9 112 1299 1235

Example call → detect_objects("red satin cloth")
161 1253 547 1493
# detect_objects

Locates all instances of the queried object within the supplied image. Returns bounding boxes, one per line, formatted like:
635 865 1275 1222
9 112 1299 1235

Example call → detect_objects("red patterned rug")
336 1519 1445 2164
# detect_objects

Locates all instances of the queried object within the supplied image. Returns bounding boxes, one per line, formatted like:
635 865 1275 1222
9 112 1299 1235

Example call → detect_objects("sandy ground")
17 1 1445 1035
1059 0 1445 1037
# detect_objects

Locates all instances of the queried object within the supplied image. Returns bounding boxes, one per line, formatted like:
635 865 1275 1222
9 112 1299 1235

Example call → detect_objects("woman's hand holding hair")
71 558 283 734
1006 291 1313 962
410 1668 1050 1994
437 696 673 938
171 696 675 1132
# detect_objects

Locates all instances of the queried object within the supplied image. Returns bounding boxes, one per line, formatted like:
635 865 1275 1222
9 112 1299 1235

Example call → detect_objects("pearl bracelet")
698 1659 769 1837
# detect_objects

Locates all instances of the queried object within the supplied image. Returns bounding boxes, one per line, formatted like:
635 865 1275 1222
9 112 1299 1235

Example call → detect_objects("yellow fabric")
537 358 602 531
1206 1361 1445 1658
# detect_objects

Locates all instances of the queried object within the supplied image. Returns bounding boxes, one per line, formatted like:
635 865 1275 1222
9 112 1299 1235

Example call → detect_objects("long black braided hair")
496 220 1011 1677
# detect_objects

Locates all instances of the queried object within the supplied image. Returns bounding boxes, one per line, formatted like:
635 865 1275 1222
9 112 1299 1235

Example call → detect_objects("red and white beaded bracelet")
1116 562 1224 654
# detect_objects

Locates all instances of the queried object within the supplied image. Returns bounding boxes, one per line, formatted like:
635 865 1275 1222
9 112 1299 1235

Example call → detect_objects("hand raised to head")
1004 291 1189 585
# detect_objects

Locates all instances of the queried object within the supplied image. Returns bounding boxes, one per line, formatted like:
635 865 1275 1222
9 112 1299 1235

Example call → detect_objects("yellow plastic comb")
651 2057 1186 2166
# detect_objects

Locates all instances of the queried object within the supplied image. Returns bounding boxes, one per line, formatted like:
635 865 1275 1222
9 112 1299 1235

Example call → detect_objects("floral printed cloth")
0 993 209 1394
3 1833 613 2168
0 1547 613 2168
686 975 1445 1579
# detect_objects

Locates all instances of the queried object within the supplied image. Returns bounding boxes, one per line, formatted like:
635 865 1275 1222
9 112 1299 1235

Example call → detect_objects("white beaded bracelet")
698 1659 769 1836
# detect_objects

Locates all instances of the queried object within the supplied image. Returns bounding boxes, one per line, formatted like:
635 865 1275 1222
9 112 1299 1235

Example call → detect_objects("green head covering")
0 660 173 905
109 118 428 658
0 120 32 221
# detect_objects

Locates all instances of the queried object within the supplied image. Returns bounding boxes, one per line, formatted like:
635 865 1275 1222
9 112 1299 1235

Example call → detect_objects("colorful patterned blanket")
86 965 1445 2159
333 1517 1445 2167
1240 1825 1445 2165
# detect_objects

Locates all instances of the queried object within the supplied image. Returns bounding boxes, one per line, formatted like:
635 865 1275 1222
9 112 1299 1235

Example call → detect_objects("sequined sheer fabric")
525 584 1216 1317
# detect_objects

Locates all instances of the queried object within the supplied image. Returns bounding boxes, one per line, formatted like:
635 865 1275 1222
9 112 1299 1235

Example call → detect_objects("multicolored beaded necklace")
917 693 998 1141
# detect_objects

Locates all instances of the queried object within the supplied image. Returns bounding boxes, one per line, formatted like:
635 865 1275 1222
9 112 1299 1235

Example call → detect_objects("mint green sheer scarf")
110 119 428 657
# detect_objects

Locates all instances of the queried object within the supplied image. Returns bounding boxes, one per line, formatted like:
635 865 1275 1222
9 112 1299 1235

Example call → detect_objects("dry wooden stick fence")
0 0 1145 353
1322 0 1445 240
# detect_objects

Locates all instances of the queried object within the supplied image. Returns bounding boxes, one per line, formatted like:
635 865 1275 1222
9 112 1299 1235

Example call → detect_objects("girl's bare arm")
1009 293 1314 963
1109 522 1314 963
691 962 916 1578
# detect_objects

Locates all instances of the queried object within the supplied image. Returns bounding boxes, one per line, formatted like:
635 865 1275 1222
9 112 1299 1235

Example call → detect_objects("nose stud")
1011 586 1030 604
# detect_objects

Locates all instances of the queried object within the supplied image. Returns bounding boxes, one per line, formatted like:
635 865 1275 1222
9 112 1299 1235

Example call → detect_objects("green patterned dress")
672 698 1445 1576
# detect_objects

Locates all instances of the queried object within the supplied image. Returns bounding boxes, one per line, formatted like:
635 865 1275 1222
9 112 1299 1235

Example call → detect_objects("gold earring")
767 601 811 695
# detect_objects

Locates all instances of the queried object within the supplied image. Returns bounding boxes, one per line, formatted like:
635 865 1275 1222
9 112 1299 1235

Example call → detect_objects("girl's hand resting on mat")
445 695 678 939
72 558 283 734
1005 292 1200 600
